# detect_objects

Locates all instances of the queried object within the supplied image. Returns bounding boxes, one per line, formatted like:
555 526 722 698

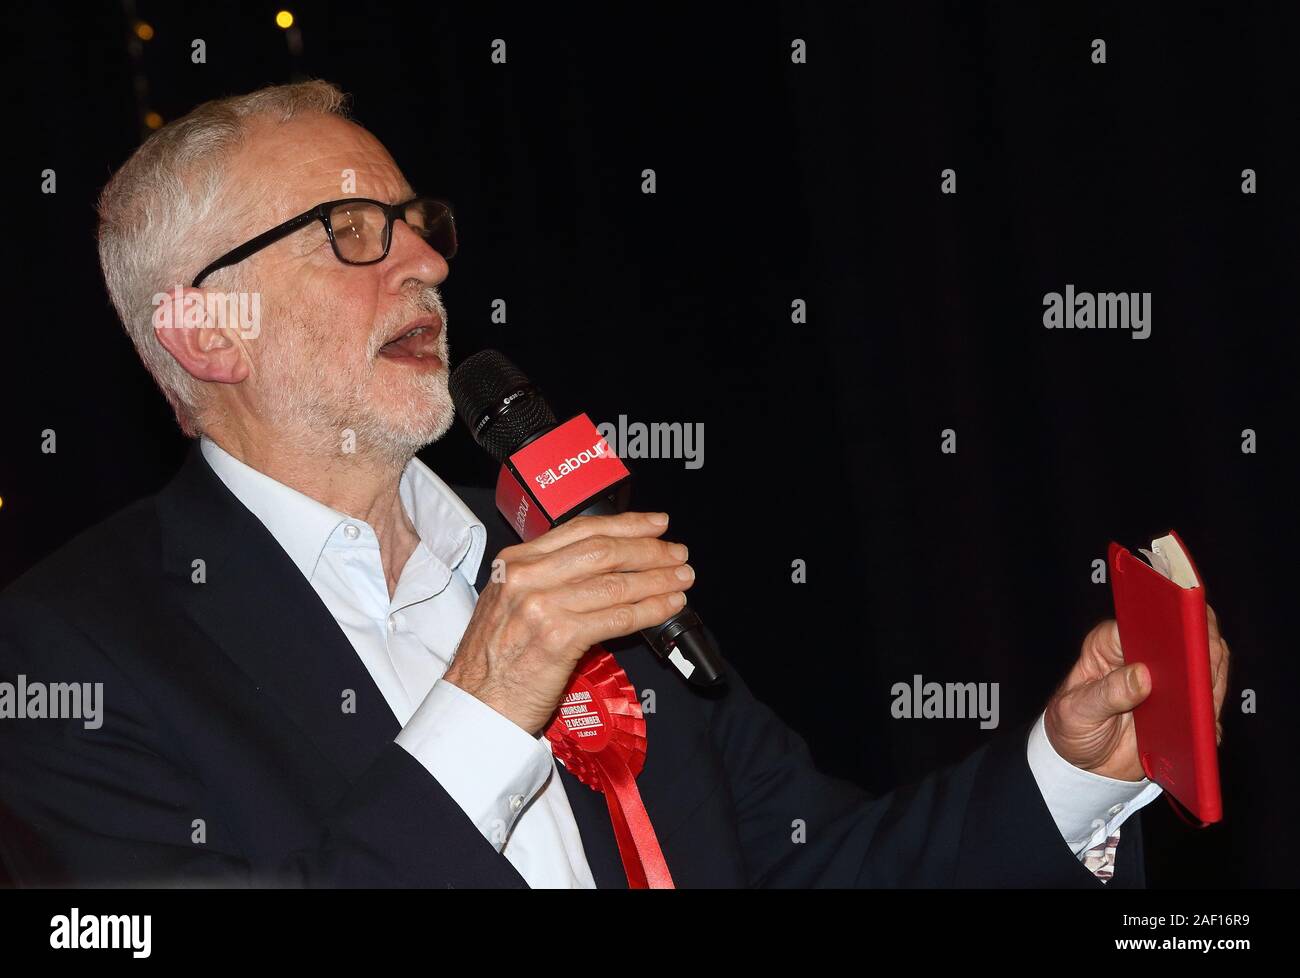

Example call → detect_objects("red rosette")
545 646 647 782
545 645 673 889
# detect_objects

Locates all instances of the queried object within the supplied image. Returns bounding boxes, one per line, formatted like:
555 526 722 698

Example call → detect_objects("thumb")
1074 662 1150 724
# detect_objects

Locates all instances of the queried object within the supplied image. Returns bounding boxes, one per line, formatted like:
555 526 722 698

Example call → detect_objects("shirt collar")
199 436 486 586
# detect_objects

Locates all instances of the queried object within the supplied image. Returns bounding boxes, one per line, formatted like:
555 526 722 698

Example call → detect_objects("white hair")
96 80 350 437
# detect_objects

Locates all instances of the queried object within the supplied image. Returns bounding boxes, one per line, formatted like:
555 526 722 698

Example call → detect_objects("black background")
1 1 1297 886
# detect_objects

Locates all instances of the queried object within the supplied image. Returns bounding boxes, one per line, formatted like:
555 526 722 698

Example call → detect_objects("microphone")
449 349 725 687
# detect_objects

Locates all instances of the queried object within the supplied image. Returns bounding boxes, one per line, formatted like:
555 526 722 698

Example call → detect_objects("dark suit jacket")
0 444 1143 887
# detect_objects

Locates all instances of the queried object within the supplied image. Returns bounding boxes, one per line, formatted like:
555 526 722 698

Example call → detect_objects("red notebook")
1108 531 1222 825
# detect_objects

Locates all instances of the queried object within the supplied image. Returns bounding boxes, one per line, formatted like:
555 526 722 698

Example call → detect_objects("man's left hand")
1044 607 1231 781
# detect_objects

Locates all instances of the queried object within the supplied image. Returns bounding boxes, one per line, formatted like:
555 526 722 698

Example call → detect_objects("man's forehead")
232 114 414 215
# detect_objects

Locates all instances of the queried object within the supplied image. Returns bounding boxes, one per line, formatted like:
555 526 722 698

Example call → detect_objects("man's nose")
381 219 449 290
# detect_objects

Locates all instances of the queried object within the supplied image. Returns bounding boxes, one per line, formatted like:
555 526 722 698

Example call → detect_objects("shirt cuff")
396 679 554 851
1026 711 1164 857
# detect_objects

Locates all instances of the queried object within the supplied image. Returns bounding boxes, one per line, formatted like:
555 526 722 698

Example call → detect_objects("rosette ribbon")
545 645 674 888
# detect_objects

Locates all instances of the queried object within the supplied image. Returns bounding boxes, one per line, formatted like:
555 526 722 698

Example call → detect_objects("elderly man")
0 81 1228 888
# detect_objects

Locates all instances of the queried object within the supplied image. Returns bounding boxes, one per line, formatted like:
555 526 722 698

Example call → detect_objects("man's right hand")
442 512 695 736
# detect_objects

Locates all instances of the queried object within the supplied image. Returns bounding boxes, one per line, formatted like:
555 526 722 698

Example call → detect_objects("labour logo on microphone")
509 414 630 520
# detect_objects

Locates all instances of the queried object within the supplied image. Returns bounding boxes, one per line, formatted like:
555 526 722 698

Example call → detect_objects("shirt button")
387 616 398 633
343 524 360 540
1107 803 1124 817
509 794 524 813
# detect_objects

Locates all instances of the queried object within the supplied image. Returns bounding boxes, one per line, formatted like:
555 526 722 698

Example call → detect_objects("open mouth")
378 317 442 362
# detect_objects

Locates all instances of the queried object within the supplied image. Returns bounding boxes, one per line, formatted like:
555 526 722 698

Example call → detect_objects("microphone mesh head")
449 349 557 462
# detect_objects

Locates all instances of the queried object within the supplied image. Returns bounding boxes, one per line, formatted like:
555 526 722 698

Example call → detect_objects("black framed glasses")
191 196 457 287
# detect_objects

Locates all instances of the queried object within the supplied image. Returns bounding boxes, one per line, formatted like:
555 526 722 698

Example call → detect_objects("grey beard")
344 327 456 466
257 286 458 467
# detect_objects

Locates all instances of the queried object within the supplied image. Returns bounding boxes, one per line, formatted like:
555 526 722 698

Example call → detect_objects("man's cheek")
239 292 261 339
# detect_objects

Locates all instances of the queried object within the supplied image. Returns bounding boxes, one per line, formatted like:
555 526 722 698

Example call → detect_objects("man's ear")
150 285 252 385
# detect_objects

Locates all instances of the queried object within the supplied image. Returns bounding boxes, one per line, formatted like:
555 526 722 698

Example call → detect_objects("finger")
515 535 688 590
1211 635 1230 712
1204 605 1229 707
556 563 696 614
572 590 689 648
1211 630 1229 679
524 512 670 557
1070 662 1151 725
1084 619 1126 668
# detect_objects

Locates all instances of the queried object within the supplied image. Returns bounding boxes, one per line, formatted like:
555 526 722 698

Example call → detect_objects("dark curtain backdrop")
2 1 1296 886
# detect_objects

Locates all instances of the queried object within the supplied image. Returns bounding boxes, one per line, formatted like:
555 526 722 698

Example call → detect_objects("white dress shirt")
201 437 594 888
200 436 1160 886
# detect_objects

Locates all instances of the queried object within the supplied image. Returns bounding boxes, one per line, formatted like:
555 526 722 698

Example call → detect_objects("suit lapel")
552 767 630 888
461 484 630 889
156 444 402 784
157 448 629 886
